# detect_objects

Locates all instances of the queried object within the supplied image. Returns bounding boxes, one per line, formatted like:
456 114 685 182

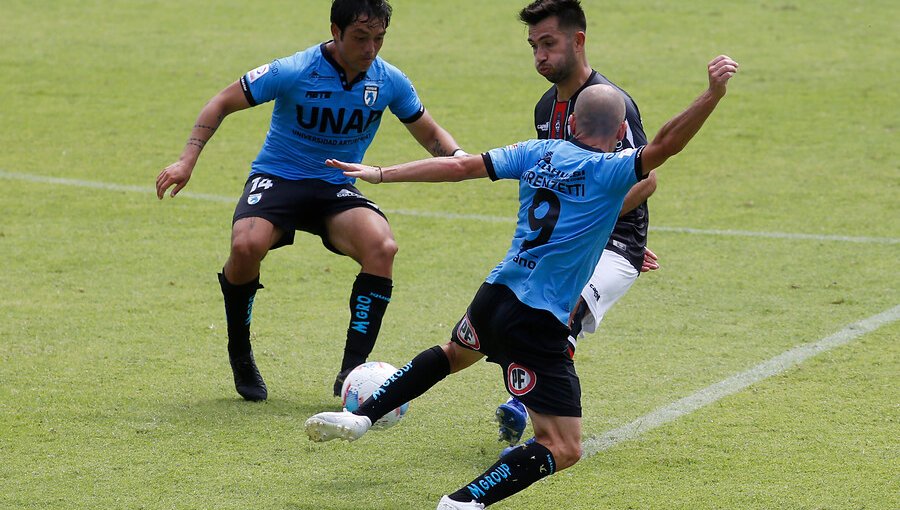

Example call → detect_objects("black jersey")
533 70 649 271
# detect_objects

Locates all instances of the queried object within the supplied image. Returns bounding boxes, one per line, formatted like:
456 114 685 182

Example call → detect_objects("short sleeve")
387 67 424 123
240 53 305 106
240 60 278 106
483 140 546 181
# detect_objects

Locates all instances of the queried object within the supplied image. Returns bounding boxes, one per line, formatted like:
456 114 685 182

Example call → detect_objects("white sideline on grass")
1 170 899 245
582 304 900 457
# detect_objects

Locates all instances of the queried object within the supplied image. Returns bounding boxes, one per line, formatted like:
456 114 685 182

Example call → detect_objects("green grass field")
1 1 898 509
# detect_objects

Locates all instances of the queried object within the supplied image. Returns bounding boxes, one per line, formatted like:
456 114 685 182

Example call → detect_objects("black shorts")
450 282 581 417
232 173 387 253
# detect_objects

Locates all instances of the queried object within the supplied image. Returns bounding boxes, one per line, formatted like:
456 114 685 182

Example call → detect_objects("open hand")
326 159 383 184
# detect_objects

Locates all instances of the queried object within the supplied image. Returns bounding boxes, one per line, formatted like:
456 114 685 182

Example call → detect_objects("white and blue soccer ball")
340 361 409 429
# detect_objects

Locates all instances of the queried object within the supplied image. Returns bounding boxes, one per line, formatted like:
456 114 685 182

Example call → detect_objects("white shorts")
576 249 639 337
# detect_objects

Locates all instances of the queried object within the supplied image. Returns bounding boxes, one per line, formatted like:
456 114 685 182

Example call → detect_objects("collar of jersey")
570 138 606 153
320 41 370 91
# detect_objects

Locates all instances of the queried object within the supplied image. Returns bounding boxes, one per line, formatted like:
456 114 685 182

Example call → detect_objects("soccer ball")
340 361 409 429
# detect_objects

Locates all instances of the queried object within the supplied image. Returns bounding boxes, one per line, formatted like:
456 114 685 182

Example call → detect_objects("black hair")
331 0 393 34
518 0 586 32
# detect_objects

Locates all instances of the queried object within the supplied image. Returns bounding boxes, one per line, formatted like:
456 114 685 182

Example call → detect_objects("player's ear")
568 113 577 135
573 31 586 51
331 23 342 41
616 120 627 141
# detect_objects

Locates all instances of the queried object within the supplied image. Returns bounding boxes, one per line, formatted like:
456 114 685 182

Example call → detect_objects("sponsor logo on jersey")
305 91 332 99
247 193 262 205
364 85 379 106
296 105 384 135
455 314 480 350
536 121 550 132
336 189 363 199
507 363 536 396
247 64 269 83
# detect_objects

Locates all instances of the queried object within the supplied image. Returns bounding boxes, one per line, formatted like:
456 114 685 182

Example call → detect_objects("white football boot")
304 411 372 442
436 495 485 509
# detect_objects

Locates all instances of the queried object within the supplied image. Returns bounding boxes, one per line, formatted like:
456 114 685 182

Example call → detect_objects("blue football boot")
500 436 536 458
495 397 528 446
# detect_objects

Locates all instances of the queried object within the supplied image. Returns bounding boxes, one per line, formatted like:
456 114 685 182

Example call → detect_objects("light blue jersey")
483 139 645 325
239 42 425 183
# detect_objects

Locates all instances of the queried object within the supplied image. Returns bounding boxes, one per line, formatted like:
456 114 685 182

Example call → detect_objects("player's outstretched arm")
156 81 252 199
327 154 488 184
640 55 739 174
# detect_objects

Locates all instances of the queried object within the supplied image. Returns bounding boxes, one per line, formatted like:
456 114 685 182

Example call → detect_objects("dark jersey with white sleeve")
533 70 649 271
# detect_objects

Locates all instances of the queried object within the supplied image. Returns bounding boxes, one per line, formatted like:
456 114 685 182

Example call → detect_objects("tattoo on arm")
187 137 207 150
430 139 449 157
190 115 224 150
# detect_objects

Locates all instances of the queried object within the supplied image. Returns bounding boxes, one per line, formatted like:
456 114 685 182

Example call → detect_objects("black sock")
341 273 393 372
448 441 556 506
218 272 263 358
355 346 450 423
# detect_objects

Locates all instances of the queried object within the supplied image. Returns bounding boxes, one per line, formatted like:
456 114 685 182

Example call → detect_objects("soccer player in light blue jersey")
305 55 739 509
156 0 464 401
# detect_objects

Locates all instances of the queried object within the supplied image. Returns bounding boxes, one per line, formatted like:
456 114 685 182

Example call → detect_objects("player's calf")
445 440 557 506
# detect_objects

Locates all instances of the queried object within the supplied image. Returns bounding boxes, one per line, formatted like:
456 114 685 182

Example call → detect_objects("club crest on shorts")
247 193 262 205
455 314 480 350
507 363 536 396
364 85 379 107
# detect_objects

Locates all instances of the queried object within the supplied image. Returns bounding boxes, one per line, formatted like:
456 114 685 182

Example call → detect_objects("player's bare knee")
361 236 397 268
374 236 398 262
229 236 266 265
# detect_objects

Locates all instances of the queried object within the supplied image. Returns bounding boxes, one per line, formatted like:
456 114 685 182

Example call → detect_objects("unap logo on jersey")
507 363 536 396
455 314 480 350
364 85 379 107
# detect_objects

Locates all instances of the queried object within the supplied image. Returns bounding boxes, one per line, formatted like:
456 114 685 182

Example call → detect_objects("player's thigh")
324 206 396 260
